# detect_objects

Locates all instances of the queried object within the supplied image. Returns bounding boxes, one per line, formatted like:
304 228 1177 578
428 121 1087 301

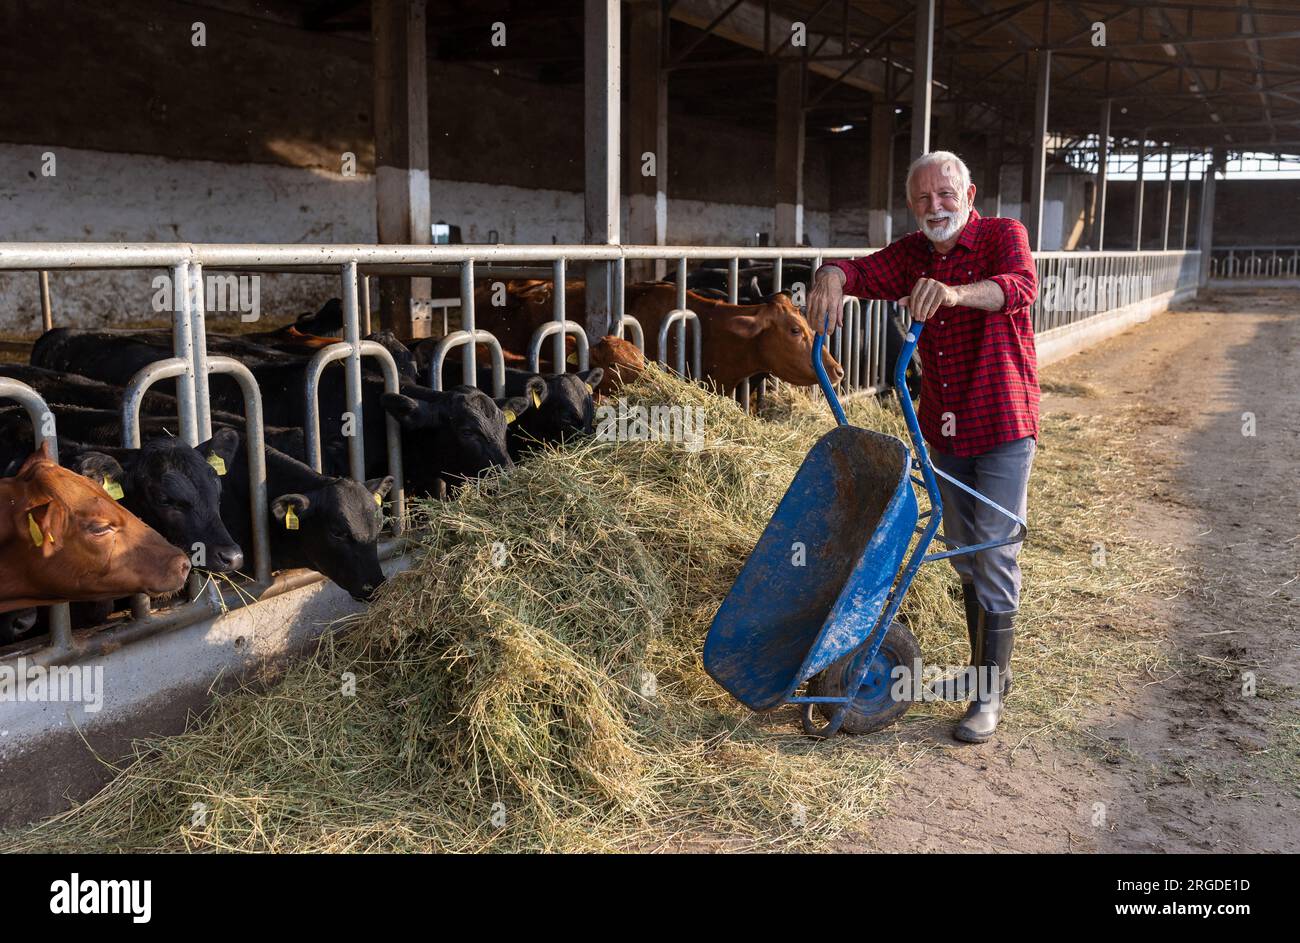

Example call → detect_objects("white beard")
922 206 970 244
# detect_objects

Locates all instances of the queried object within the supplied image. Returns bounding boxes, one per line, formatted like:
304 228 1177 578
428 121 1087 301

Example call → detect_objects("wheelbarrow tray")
704 423 918 711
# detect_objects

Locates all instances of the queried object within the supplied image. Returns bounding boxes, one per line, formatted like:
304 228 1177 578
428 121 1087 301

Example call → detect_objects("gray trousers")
929 435 1036 615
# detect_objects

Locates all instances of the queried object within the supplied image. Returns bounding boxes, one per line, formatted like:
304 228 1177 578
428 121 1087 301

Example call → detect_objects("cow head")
511 370 602 451
68 428 245 574
1 443 190 612
269 475 393 602
588 336 645 396
721 293 844 388
381 384 514 494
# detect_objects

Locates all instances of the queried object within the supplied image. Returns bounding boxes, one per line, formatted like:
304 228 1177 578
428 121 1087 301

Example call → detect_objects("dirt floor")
853 287 1300 853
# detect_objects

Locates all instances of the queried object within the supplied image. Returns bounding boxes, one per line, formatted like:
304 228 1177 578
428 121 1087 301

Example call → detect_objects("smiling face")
907 159 976 248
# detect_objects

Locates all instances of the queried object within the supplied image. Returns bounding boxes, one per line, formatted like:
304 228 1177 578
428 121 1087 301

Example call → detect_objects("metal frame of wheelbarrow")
791 321 1028 737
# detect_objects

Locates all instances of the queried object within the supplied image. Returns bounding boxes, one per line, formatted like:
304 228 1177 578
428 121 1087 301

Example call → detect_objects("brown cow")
462 279 843 393
0 443 191 613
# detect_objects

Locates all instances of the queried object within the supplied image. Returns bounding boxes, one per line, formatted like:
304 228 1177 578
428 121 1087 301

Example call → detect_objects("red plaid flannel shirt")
825 210 1040 457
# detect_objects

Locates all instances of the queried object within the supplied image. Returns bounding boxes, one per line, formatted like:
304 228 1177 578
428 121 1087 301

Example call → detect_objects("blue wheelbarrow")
703 323 1027 736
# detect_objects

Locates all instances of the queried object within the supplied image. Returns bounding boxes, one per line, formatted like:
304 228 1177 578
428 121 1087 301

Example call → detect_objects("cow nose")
211 546 245 573
175 555 193 583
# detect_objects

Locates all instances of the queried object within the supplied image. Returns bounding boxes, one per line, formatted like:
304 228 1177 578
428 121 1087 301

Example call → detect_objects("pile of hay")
5 366 1174 852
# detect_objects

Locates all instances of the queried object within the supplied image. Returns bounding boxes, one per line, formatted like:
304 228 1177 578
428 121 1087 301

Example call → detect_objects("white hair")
905 151 972 200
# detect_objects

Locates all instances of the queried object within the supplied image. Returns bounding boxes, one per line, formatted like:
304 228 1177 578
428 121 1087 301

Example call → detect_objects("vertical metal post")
1027 49 1051 251
1161 143 1174 251
584 0 621 340
910 0 934 161
1096 99 1110 250
170 262 200 447
188 262 213 442
341 261 366 482
676 256 687 375
1133 134 1146 250
1197 149 1221 287
362 274 372 335
460 260 476 386
38 271 52 332
1180 152 1192 250
553 258 567 370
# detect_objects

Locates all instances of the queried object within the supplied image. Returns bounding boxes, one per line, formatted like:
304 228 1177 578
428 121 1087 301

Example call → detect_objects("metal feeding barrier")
1210 246 1300 281
0 241 1203 669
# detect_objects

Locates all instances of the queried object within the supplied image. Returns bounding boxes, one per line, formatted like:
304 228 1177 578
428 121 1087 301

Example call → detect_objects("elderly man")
807 150 1039 744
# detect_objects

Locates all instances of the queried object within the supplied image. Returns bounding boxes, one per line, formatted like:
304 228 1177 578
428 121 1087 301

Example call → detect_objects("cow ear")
25 496 67 557
67 451 125 485
578 367 604 393
365 476 395 501
270 493 311 525
723 314 767 339
382 393 433 429
198 427 241 464
524 376 548 408
495 396 529 425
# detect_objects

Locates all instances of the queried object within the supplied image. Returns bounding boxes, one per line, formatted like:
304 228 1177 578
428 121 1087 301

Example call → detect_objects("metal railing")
1210 246 1300 280
0 241 1202 668
1032 250 1201 334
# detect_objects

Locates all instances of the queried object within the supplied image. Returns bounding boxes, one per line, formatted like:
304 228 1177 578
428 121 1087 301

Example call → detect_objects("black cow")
433 361 603 460
221 443 393 602
380 384 526 492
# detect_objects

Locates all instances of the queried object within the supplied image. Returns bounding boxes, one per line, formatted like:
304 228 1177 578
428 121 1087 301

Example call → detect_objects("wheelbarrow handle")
811 321 923 426
814 322 942 512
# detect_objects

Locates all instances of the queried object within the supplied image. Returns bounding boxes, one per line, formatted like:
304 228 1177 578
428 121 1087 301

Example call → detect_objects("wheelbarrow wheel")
806 621 921 735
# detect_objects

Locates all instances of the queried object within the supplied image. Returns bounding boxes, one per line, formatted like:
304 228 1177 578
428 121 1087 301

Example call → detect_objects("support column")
868 100 893 245
910 0 934 161
1095 99 1110 249
584 0 620 338
626 0 666 282
1161 143 1174 250
1027 49 1051 251
372 0 431 340
774 62 805 246
1133 134 1146 250
1197 149 1221 287
1180 151 1192 250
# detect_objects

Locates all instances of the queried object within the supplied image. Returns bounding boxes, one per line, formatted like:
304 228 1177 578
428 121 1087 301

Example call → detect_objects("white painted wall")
0 144 832 331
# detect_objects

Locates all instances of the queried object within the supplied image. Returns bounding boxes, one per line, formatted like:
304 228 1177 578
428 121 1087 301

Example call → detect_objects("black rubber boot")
928 583 981 701
953 610 1015 744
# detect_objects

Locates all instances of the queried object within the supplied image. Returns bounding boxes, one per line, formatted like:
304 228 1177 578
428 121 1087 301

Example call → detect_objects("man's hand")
807 265 847 334
899 276 959 322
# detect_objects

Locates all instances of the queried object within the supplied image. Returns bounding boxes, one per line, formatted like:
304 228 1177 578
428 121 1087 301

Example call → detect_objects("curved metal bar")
612 314 644 352
527 321 590 373
0 378 71 657
656 308 701 379
205 356 271 585
122 359 189 449
427 329 507 398
303 340 406 535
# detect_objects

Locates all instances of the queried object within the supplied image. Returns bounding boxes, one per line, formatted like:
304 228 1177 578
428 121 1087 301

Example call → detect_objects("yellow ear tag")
585 383 594 394
503 408 517 424
566 352 577 365
27 512 45 547
103 477 124 501
531 389 542 408
284 506 300 531
207 454 227 477
373 492 383 507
